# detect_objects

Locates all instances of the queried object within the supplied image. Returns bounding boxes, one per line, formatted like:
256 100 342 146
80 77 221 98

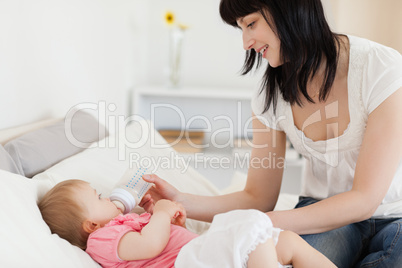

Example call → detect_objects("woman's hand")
139 174 182 214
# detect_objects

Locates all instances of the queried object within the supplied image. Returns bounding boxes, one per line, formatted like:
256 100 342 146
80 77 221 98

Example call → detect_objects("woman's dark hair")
220 0 341 112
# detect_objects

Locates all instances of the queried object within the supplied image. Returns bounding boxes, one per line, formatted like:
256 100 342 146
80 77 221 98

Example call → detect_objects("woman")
141 0 402 267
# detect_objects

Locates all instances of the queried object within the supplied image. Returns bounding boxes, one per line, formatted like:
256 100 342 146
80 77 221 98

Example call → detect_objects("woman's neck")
307 35 349 100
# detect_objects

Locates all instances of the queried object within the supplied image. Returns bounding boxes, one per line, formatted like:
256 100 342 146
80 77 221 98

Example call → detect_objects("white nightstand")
132 86 304 194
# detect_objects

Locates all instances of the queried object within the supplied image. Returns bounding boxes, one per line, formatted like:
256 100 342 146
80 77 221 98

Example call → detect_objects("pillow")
34 120 219 234
4 110 108 178
0 118 61 145
0 145 23 174
0 169 100 268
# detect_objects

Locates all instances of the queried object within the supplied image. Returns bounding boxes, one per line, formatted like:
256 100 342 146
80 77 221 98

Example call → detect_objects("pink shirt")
85 213 198 268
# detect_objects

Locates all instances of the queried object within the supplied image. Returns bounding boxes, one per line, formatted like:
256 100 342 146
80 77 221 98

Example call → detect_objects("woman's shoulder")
348 34 402 85
348 35 402 63
347 35 402 114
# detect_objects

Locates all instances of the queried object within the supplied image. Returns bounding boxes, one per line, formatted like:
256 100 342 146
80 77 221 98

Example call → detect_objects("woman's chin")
267 59 283 68
268 62 279 68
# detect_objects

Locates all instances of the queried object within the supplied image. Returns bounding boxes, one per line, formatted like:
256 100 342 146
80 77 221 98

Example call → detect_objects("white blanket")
176 209 285 268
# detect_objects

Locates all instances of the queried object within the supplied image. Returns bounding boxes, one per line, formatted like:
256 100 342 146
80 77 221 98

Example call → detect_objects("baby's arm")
117 199 184 261
275 231 336 267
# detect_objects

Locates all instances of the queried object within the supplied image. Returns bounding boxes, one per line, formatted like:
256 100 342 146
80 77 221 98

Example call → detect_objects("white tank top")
252 35 402 218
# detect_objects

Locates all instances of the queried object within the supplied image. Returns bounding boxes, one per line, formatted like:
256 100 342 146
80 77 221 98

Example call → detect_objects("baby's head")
38 179 121 249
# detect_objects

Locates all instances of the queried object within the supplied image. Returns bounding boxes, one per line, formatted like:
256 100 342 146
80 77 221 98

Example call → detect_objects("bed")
0 111 298 268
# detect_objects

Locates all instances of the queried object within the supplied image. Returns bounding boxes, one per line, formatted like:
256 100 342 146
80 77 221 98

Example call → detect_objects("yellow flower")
164 11 175 26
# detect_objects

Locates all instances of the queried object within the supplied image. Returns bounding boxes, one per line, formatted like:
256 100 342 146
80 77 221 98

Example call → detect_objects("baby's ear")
82 220 100 234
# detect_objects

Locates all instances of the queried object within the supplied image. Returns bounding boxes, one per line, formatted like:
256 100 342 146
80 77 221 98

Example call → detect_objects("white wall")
0 0 262 130
0 0 145 129
1 0 398 130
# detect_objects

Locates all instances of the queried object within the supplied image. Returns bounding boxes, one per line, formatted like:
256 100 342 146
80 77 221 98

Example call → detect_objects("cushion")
0 169 100 268
4 110 107 178
0 145 23 174
0 118 61 145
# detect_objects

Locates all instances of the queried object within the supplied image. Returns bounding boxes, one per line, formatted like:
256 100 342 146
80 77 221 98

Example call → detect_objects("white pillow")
0 170 100 268
4 111 107 178
34 120 219 233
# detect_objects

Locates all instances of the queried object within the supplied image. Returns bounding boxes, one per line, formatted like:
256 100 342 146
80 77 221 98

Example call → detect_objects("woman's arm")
268 88 402 234
117 200 183 261
141 114 287 222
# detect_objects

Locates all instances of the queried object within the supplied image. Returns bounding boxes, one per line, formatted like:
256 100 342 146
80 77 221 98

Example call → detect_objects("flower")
164 11 175 26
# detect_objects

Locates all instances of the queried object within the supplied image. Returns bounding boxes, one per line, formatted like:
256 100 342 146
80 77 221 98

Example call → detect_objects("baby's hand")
171 202 187 228
153 199 184 220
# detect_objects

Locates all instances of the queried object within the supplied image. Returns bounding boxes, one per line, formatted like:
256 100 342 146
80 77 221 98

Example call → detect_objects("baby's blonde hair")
38 179 90 250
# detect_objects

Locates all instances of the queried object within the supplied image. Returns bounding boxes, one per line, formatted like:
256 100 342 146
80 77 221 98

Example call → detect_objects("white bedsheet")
0 120 298 267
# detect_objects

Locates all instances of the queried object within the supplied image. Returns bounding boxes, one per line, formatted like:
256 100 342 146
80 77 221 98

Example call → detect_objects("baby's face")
75 183 122 229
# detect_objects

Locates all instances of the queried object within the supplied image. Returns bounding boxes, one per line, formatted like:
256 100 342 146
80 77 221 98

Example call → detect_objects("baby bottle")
110 166 153 214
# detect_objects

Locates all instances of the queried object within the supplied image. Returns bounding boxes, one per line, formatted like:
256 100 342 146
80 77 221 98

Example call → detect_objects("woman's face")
237 12 282 67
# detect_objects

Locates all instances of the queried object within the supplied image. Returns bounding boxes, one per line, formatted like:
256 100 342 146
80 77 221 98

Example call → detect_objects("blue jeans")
295 197 402 268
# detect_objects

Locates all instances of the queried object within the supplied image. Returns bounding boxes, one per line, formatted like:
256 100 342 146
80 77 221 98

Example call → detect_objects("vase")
168 27 185 88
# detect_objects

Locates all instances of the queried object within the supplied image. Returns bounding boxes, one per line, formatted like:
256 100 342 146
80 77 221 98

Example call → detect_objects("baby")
38 179 335 267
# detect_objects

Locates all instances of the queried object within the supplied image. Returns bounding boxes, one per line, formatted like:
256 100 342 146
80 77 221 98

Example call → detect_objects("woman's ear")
82 219 100 234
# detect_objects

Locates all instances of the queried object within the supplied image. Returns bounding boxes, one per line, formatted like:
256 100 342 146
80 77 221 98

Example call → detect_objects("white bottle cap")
109 188 136 214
